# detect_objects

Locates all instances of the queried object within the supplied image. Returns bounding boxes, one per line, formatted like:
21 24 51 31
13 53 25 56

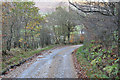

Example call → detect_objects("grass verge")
2 45 55 74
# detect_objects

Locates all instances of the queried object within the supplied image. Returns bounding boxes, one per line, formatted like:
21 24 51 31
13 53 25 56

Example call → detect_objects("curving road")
4 45 82 78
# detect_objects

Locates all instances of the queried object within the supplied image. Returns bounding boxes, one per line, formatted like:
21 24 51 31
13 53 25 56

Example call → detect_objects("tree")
69 0 118 49
47 7 80 44
2 2 44 53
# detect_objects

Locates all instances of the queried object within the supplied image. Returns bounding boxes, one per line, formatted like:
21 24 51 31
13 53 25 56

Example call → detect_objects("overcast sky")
35 0 69 13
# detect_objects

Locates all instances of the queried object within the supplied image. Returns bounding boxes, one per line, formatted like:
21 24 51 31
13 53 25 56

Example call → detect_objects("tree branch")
69 1 113 16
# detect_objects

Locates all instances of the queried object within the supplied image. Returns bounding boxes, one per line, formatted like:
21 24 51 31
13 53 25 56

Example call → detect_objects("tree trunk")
7 22 14 51
118 2 120 57
24 22 27 51
68 27 71 43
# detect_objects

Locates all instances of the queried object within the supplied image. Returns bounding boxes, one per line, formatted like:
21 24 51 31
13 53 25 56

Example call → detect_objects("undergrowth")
76 45 119 79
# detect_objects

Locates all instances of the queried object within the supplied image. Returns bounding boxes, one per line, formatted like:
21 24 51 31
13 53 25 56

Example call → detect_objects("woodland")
1 0 119 78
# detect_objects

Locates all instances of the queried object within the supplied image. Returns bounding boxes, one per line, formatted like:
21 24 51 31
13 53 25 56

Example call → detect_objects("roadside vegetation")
75 22 119 78
76 45 119 78
2 45 55 74
69 0 119 79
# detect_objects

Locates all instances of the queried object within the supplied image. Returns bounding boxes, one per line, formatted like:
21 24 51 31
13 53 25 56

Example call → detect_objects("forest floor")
2 45 82 78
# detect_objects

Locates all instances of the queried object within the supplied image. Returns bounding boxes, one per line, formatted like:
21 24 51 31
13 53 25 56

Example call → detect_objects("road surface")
4 45 82 78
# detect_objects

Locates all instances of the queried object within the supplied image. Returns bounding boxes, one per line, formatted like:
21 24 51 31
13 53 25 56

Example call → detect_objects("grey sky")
35 0 69 13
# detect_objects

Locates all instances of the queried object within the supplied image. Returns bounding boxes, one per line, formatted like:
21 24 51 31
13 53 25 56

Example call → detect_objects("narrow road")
4 45 82 78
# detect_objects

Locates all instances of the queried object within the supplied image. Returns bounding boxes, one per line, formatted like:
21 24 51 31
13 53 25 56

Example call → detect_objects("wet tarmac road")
4 45 82 78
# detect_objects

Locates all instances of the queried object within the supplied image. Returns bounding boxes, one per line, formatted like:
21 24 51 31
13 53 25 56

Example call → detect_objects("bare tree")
69 0 118 49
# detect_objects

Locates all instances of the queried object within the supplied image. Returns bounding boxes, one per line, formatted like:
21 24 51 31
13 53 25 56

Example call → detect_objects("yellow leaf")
19 38 23 42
